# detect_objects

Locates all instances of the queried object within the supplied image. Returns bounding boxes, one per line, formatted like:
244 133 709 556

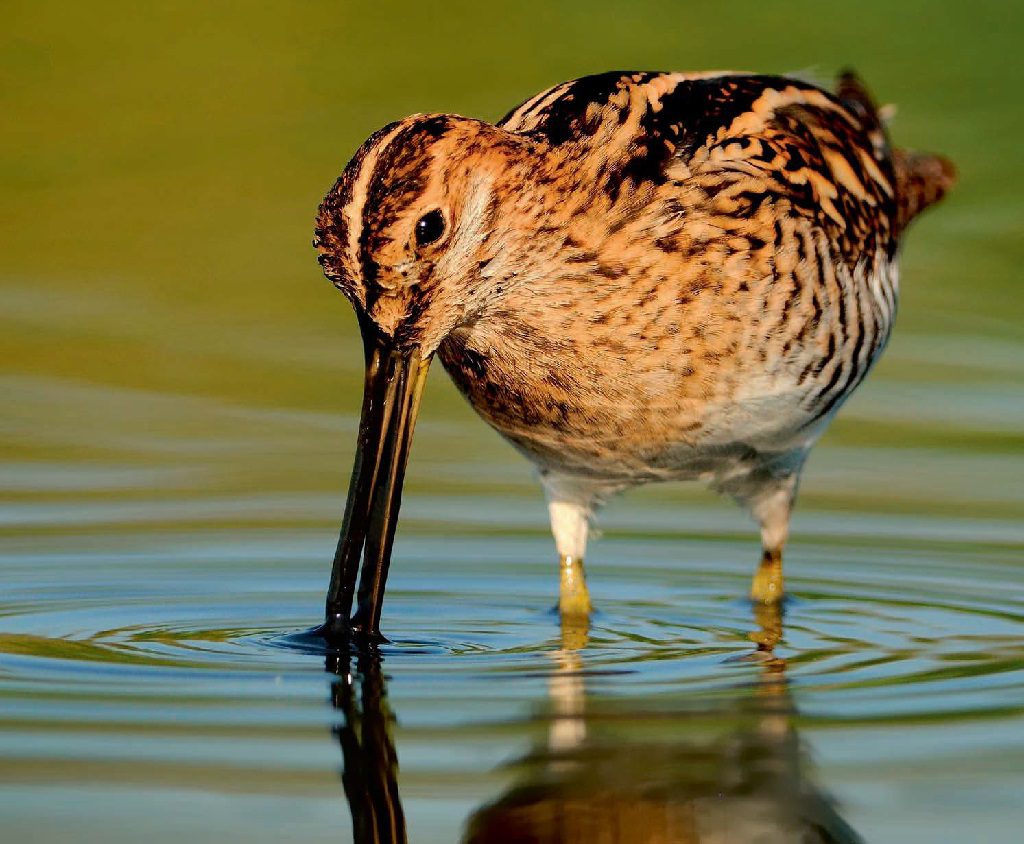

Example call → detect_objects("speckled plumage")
314 70 954 617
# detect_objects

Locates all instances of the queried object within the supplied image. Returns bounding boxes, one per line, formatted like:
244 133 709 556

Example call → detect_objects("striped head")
314 113 536 355
312 113 544 639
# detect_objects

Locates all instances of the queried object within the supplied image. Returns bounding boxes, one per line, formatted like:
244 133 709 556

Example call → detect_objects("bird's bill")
323 317 430 641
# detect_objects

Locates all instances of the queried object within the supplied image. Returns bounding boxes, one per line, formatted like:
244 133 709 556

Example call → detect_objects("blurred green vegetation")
2 1 1022 404
1 1 1022 524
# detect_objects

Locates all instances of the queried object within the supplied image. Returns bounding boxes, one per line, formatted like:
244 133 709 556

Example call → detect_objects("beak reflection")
323 314 431 641
329 651 406 844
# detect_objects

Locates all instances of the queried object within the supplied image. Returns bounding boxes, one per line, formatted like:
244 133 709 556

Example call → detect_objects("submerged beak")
323 312 431 642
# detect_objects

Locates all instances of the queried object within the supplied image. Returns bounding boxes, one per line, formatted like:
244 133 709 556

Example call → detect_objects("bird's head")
312 114 542 639
315 113 542 354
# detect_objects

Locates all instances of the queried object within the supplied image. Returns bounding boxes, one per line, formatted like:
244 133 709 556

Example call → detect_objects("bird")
312 69 955 640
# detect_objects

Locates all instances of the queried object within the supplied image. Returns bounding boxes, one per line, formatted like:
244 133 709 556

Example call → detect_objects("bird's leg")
752 547 785 604
750 472 800 605
547 499 593 617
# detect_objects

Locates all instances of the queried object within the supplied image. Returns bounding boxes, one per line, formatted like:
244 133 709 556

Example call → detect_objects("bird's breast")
437 304 803 482
437 250 895 482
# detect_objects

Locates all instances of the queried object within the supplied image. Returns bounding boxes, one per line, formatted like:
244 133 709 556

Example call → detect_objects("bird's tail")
836 70 957 232
890 148 957 231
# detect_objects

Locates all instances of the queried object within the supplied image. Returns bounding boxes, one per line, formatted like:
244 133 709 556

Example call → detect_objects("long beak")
323 313 431 642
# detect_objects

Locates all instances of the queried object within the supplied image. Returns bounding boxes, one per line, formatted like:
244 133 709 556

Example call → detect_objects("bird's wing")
501 71 952 257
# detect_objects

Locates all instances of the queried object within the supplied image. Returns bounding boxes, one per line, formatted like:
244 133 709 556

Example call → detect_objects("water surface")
3 350 1022 842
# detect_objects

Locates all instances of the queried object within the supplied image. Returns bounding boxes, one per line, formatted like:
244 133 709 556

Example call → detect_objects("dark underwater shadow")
326 607 862 844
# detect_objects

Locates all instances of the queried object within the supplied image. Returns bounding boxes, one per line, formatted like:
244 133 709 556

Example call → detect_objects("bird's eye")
415 209 446 247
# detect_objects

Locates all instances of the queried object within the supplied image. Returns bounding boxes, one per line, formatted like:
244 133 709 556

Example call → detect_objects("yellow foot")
751 550 785 604
559 555 593 618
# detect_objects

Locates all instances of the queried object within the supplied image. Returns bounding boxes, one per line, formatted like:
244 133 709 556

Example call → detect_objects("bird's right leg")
541 473 615 618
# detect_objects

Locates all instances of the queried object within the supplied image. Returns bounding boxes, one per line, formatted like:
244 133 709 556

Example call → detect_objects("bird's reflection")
326 606 862 843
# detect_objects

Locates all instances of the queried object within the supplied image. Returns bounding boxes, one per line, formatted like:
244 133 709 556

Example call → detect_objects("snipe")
313 70 954 640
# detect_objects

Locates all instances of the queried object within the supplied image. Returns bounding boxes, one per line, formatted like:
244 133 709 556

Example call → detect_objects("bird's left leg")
749 470 801 604
548 497 593 616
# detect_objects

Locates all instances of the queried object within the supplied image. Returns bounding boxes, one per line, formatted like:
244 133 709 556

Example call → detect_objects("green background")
3 0 1021 411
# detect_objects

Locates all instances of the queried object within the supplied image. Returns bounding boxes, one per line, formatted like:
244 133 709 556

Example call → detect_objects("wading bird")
313 70 954 640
